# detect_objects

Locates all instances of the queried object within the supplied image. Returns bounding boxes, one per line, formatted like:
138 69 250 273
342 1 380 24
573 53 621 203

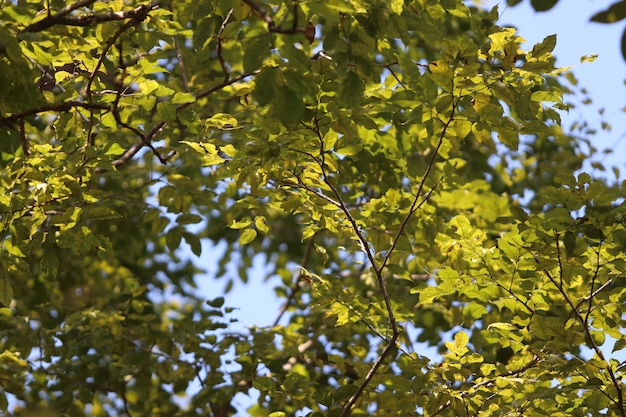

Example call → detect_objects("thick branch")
23 1 160 33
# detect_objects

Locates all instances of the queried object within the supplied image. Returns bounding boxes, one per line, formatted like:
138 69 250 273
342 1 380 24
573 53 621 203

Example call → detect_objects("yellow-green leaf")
239 228 257 245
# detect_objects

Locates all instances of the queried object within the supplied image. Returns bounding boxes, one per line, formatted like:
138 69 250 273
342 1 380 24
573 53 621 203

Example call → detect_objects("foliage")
507 0 626 62
0 0 625 416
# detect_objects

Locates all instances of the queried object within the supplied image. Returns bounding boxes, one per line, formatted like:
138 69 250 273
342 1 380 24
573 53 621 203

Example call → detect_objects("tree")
1 0 625 416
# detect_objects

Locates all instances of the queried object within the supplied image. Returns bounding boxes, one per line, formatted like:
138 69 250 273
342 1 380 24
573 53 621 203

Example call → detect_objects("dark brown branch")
341 340 398 415
0 101 110 128
22 1 159 33
19 118 30 156
311 135 399 417
339 78 461 417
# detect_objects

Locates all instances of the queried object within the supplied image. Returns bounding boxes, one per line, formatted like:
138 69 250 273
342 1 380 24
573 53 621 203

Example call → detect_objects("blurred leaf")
590 1 626 23
530 0 559 12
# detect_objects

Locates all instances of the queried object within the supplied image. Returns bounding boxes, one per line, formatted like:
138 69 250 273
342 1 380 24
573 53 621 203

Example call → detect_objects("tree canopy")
1 0 625 416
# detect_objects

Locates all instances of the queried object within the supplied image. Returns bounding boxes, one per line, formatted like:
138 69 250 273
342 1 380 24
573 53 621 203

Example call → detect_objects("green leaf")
157 102 177 122
239 228 257 245
0 278 13 306
591 1 626 23
254 216 270 233
207 297 225 308
252 376 276 391
40 252 59 281
428 60 453 90
166 227 183 251
4 239 26 257
453 119 472 140
464 302 488 319
389 0 403 14
275 86 304 128
104 143 126 156
171 92 196 104
472 121 492 144
253 67 281 106
230 218 252 229
183 232 202 256
613 337 626 352
530 0 559 12
243 33 271 73
530 89 562 103
530 34 557 59
205 113 238 129
232 0 251 20
182 141 225 165
176 214 203 224
563 231 576 258
340 72 365 109
193 17 216 50
82 206 122 221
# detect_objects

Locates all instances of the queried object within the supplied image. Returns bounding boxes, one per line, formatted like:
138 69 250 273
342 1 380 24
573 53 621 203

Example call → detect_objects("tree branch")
84 17 137 151
273 232 318 327
216 9 234 84
0 101 110 128
541 233 625 417
22 1 160 33
377 98 457 275
110 70 259 169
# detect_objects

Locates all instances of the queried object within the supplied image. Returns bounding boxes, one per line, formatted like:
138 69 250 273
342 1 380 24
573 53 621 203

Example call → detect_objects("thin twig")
343 344 403 415
273 233 318 327
84 19 136 152
573 278 613 312
312 141 399 417
377 99 458 275
174 37 190 91
584 243 603 327
540 233 625 417
338 79 461 417
217 9 234 84
111 70 259 168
